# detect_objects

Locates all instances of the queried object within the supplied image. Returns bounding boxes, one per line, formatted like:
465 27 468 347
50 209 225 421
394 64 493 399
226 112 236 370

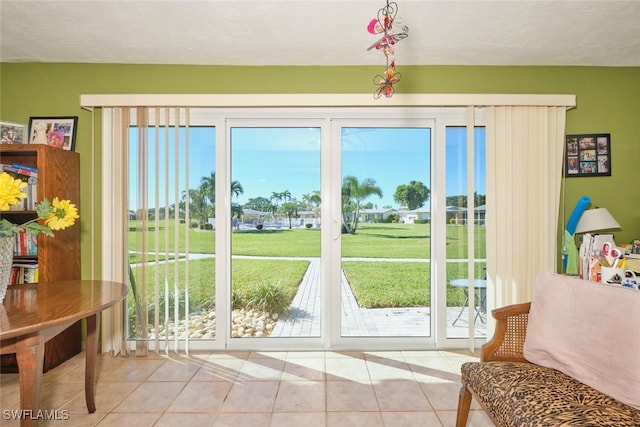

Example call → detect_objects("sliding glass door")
338 124 433 343
120 108 485 351
229 124 322 343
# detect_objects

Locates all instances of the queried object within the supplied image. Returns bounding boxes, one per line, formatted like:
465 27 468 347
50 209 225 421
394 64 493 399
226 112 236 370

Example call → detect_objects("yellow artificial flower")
44 197 79 230
0 172 28 210
0 172 79 238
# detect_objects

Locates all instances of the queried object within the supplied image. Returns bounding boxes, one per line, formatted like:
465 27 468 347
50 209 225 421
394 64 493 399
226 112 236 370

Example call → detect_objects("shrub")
244 280 290 314
305 223 313 228
384 214 399 223
232 289 245 310
256 224 264 230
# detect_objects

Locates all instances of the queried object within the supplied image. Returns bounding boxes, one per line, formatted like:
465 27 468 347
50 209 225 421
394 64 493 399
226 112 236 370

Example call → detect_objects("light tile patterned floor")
0 350 493 426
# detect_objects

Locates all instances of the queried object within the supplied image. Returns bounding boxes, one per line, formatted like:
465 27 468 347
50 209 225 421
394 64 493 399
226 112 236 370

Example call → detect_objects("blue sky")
341 127 431 208
231 126 486 208
130 126 486 209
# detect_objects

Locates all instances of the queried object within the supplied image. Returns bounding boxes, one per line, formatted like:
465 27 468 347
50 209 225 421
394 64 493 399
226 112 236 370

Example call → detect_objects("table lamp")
574 208 621 234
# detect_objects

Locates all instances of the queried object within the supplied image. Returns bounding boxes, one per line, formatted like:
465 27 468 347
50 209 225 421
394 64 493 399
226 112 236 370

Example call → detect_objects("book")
10 261 39 285
13 229 38 256
11 162 38 173
579 233 614 281
1 163 38 177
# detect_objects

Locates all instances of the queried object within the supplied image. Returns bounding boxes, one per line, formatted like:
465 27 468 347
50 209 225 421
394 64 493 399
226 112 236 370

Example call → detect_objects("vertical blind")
485 106 566 315
98 107 129 356
101 107 192 355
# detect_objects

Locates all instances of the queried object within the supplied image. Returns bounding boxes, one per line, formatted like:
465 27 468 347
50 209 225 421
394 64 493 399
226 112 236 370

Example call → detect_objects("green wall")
2 63 639 277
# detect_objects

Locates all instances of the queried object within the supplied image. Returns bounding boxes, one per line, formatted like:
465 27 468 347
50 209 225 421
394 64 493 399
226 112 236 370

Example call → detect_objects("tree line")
132 172 484 234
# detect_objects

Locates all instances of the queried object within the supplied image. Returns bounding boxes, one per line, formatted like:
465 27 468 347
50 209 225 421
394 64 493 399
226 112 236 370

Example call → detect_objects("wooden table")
0 280 127 427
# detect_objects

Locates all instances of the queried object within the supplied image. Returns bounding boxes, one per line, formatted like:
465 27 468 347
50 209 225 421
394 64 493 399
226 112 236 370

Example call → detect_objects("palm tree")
229 180 244 227
279 190 291 203
341 176 383 234
280 199 299 229
269 190 291 222
311 189 321 214
230 180 244 199
183 187 207 226
270 191 282 218
302 190 321 212
200 172 215 206
302 190 321 227
197 172 244 223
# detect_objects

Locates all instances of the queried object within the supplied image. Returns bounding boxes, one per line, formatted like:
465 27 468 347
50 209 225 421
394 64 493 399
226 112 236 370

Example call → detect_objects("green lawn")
341 260 485 308
128 221 486 259
129 257 307 311
129 222 486 311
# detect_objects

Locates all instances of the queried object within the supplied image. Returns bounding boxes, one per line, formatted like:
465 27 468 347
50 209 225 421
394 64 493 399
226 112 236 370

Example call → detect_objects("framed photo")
1 121 26 144
564 133 611 177
28 116 78 151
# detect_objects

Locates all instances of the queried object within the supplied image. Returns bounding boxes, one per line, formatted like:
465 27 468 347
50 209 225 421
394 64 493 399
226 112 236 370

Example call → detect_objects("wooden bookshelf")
1 144 81 372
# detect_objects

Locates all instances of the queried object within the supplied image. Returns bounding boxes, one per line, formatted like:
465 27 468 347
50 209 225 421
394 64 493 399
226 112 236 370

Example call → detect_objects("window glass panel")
230 127 321 338
445 126 486 338
340 127 431 337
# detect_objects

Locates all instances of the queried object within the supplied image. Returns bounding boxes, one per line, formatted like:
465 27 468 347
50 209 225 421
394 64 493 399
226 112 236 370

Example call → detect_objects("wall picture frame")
28 116 78 151
564 133 611 177
1 121 27 144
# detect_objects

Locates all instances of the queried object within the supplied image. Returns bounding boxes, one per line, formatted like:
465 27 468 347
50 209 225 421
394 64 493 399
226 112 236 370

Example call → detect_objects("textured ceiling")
1 0 639 66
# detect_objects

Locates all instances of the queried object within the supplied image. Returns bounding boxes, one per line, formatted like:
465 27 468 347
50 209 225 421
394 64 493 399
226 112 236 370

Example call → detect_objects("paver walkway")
270 257 322 337
271 259 487 338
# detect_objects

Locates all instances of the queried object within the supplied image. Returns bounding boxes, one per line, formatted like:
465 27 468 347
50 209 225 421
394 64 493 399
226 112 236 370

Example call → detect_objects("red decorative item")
367 0 408 99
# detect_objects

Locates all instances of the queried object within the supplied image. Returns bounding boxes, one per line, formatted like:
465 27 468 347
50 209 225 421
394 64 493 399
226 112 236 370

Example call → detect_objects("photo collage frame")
565 133 611 177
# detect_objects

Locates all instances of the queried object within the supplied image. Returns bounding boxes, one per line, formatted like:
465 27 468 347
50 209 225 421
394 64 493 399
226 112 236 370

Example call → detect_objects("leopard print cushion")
461 361 640 427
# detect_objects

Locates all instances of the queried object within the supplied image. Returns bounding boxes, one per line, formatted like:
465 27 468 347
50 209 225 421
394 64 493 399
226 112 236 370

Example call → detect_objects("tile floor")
0 350 493 427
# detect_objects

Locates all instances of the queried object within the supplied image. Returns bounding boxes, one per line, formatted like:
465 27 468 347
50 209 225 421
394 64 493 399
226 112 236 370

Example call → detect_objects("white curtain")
99 107 130 356
485 106 566 313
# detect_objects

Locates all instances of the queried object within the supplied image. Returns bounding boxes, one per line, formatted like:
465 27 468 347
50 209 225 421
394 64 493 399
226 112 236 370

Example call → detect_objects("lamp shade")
574 208 621 234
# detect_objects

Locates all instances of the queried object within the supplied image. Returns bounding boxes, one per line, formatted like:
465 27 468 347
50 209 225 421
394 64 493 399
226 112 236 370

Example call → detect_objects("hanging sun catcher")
367 0 409 99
